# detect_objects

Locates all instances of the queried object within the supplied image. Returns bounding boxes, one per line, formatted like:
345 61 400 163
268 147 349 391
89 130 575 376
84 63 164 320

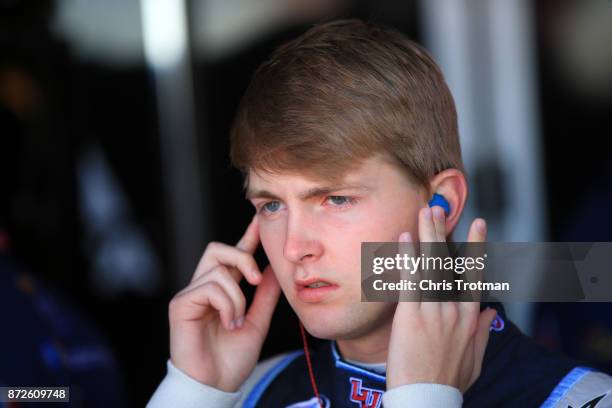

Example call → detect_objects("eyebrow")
246 184 372 201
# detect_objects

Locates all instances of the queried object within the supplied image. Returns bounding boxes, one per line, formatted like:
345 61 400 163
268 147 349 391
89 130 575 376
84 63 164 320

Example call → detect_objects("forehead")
244 155 415 199
250 154 377 182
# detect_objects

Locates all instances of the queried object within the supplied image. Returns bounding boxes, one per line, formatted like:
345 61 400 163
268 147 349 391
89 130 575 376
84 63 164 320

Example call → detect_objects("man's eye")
261 201 281 213
326 196 354 206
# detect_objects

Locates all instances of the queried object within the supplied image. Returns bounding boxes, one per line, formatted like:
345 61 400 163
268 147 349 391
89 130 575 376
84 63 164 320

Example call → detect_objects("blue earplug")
428 193 450 215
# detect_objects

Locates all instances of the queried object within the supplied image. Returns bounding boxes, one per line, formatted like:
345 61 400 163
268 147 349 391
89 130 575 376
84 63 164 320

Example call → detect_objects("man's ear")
428 169 468 237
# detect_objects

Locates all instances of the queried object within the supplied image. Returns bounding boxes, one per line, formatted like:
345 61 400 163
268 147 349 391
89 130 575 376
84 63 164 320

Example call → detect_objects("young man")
148 19 612 407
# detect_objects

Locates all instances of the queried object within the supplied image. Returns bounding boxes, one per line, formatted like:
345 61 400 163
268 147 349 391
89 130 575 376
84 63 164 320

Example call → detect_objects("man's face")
247 155 427 340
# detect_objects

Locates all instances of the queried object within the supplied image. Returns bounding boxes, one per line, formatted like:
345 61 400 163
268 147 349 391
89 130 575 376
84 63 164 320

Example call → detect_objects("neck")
335 317 393 364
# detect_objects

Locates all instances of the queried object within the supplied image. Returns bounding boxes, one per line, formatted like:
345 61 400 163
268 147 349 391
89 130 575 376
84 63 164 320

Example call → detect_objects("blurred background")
1 0 611 405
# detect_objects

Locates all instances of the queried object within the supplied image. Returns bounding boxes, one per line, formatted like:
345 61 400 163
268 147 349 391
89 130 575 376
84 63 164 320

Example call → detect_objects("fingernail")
424 207 432 220
252 269 261 280
236 316 244 328
476 219 487 235
399 232 412 242
432 206 445 220
229 320 236 330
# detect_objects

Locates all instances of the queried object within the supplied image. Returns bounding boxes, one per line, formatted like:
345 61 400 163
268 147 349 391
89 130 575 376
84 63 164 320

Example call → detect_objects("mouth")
305 281 332 289
295 278 339 303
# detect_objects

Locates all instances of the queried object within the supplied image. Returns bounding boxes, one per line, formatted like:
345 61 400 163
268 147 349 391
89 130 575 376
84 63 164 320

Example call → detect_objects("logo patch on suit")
349 377 383 408
490 313 505 332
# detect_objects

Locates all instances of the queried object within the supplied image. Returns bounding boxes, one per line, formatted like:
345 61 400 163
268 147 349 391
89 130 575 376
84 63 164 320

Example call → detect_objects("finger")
236 214 260 254
458 299 481 336
194 242 261 284
464 218 487 302
431 205 455 294
441 301 460 328
458 299 481 321
467 218 487 243
418 207 442 305
431 206 447 242
173 281 237 331
470 308 497 384
190 264 248 325
246 264 281 338
421 300 441 321
398 231 420 305
191 215 261 283
418 207 437 243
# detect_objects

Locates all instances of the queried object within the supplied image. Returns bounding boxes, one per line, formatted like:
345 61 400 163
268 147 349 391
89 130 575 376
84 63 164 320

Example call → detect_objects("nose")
283 211 323 264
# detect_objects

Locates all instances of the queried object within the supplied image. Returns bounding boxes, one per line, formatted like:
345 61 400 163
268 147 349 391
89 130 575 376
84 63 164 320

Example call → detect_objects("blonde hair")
230 19 464 192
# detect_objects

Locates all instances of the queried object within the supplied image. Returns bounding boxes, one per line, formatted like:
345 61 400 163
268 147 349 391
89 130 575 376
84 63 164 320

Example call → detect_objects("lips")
295 277 338 303
295 277 334 288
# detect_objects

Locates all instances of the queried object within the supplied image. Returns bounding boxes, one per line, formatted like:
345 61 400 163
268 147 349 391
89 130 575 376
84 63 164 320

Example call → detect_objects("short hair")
230 18 464 192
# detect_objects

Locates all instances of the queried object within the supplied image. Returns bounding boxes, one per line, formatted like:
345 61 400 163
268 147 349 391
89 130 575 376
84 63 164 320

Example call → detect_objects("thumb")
470 308 497 385
246 264 281 338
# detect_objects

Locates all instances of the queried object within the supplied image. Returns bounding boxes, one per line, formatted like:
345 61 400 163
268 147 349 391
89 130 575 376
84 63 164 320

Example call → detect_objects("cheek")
258 218 294 288
320 200 384 235
368 199 419 241
342 200 413 242
259 219 284 259
321 206 383 279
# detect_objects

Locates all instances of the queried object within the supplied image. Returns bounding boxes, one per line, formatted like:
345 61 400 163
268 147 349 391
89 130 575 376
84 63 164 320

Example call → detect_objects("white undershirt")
344 357 387 375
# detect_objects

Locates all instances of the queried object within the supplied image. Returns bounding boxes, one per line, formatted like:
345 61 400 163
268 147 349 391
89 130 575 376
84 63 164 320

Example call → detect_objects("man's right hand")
168 215 281 392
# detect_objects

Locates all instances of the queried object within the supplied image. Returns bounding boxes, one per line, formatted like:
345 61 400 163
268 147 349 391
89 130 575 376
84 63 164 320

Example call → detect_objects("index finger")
460 218 488 312
398 232 421 306
236 214 260 254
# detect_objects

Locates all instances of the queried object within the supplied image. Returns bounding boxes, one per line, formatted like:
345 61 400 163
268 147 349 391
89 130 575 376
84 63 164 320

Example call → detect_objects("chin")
293 305 348 339
299 302 395 341
301 319 348 340
297 306 367 340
